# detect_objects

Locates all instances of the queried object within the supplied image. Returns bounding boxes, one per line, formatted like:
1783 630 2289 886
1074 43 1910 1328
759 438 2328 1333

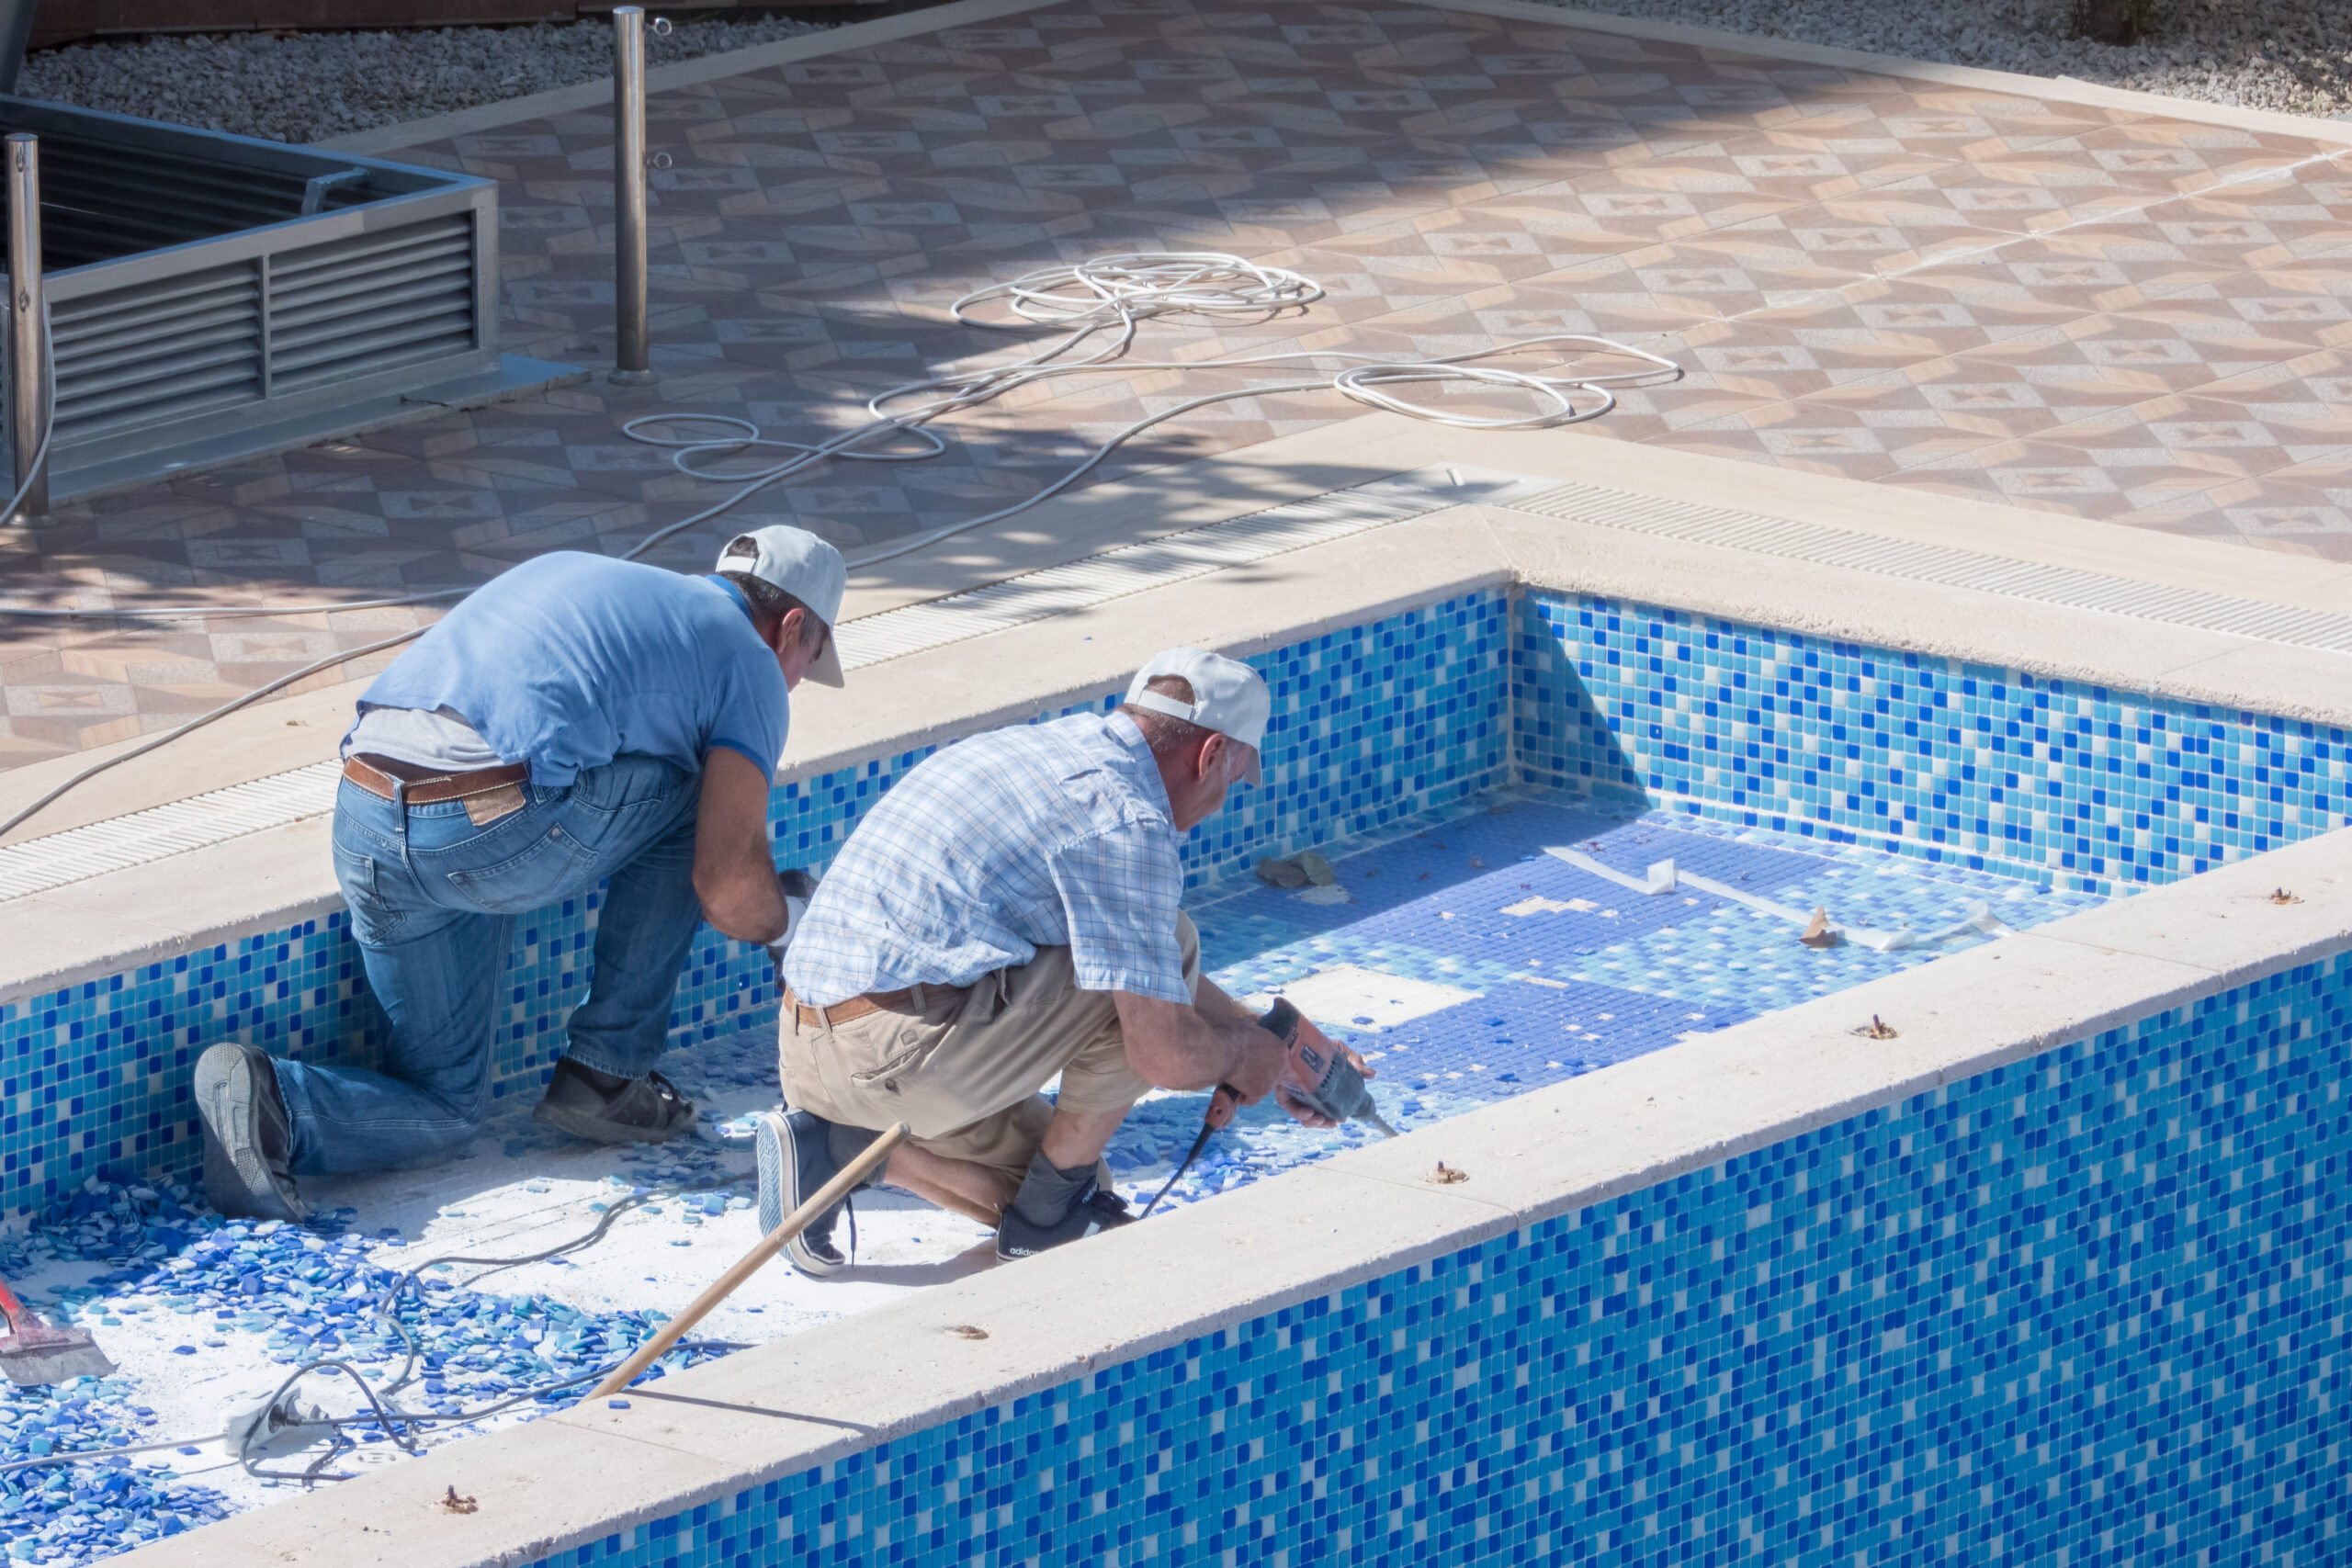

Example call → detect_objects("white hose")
0 253 1680 839
612 253 1677 564
0 251 1678 620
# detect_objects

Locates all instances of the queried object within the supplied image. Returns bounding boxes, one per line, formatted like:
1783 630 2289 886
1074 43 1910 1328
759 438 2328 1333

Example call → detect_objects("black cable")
239 1359 422 1486
371 1171 739 1397
1138 1118 1218 1220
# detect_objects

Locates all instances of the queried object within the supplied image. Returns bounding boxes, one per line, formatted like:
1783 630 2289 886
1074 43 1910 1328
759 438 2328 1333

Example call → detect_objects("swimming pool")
7 488 2350 1567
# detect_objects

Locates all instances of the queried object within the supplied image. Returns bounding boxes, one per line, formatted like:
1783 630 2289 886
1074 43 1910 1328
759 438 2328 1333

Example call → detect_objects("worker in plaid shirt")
766 647 1367 1268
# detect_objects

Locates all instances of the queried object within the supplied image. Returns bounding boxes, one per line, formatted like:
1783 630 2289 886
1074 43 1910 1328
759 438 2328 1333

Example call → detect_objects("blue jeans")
282 754 706 1176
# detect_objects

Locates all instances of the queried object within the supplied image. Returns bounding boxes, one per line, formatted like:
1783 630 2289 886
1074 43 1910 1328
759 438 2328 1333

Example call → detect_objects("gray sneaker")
996 1186 1132 1262
193 1044 307 1223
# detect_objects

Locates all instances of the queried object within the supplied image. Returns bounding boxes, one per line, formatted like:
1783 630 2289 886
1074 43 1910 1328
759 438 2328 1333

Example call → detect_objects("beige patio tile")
6 0 2350 774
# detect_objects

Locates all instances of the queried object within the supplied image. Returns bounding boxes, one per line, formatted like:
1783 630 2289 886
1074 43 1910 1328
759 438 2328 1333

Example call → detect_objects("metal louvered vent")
0 95 508 500
20 134 354 268
269 215 477 391
51 262 262 443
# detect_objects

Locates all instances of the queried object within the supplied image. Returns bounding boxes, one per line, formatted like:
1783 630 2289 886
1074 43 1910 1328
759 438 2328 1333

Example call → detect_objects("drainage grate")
0 761 339 903
1500 479 2352 655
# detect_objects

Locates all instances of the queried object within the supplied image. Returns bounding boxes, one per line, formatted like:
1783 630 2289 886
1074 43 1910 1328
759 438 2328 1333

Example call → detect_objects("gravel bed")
14 0 2345 145
17 12 835 144
1541 0 2350 118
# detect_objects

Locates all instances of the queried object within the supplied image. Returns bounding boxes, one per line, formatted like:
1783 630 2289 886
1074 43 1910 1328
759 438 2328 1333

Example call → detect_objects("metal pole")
6 131 46 525
609 6 653 387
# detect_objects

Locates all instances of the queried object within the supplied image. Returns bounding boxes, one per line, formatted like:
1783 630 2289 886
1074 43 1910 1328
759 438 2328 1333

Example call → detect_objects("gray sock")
826 1121 884 1185
1012 1151 1096 1228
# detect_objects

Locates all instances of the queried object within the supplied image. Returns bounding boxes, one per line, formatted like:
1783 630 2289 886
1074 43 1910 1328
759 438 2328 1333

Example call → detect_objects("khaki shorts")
778 914 1201 1191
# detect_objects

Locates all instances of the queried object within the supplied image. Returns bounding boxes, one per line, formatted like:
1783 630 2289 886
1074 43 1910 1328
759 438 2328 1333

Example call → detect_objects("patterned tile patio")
1 0 2347 772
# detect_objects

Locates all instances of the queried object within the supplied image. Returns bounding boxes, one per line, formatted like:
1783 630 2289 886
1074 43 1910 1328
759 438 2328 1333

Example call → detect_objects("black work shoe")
193 1044 308 1223
996 1188 1133 1262
530 1059 695 1145
758 1110 870 1278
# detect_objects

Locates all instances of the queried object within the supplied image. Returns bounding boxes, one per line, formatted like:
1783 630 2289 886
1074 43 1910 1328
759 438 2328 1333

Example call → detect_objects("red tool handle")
0 1277 34 1335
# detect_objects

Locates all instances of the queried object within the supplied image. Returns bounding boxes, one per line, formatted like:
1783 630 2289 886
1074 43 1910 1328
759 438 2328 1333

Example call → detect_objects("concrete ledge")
1475 505 2352 728
0 426 1415 849
1446 0 2352 149
13 417 2352 1001
113 790 2352 1567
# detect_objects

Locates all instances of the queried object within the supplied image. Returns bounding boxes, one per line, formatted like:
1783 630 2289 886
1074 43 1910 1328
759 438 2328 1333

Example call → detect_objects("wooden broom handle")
589 1122 909 1400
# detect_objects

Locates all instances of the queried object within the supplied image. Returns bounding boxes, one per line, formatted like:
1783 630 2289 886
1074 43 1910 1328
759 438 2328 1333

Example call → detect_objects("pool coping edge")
11 471 2352 1007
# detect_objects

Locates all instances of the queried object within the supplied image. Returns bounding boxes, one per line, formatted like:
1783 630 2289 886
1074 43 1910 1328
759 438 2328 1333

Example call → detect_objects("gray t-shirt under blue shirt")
345 552 788 786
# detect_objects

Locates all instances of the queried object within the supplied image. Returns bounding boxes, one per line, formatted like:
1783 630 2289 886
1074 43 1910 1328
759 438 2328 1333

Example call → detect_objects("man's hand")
1114 990 1286 1102
1272 1014 1374 1129
765 872 810 987
694 749 787 944
1116 978 1371 1130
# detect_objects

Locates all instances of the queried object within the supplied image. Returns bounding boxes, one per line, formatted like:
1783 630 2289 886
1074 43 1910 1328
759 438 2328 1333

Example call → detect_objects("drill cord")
1139 1116 1218 1221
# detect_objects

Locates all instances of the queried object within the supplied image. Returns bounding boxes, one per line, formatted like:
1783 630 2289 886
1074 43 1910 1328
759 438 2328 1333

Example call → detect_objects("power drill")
1140 997 1396 1218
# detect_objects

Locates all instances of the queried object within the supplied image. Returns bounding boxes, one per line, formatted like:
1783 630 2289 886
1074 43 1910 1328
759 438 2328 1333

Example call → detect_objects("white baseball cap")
1124 647 1271 785
718 526 847 688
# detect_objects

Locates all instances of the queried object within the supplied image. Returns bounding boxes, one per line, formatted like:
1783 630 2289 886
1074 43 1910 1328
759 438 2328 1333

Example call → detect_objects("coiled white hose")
0 252 1680 839
616 251 1676 567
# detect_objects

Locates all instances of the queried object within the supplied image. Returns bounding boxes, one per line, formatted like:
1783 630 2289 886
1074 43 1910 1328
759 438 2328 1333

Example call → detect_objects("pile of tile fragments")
0 1171 728 1563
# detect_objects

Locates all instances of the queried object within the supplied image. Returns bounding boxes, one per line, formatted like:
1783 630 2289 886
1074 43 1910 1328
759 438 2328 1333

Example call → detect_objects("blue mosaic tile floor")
1102 787 2106 1207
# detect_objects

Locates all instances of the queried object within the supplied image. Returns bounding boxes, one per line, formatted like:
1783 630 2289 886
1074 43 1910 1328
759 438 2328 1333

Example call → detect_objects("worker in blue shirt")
192 525 845 1222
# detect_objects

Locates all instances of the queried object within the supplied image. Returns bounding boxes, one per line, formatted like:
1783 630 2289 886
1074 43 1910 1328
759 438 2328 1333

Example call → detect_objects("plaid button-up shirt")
783 711 1190 1006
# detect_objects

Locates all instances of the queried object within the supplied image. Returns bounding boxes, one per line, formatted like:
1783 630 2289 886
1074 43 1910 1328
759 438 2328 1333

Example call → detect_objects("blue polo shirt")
349 552 788 786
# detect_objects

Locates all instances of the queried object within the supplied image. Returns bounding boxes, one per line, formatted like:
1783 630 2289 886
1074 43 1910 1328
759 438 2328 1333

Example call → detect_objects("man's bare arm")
1188 975 1375 1129
693 748 786 943
1192 973 1259 1028
1114 989 1285 1100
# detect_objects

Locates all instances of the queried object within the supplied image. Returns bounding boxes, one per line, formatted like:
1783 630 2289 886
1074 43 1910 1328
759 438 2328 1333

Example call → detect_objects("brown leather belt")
342 753 531 805
784 984 958 1029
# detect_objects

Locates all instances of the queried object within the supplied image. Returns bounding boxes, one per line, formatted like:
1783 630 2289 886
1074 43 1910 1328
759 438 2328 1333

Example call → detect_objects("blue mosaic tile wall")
0 595 1508 1215
1516 592 2352 895
529 950 2352 1568
9 580 2345 1224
